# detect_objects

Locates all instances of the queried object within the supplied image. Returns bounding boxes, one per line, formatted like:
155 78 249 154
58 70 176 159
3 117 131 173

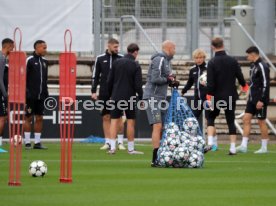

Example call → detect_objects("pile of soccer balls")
157 117 205 168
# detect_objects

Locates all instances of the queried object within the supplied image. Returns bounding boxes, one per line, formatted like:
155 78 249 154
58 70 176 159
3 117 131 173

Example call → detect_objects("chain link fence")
93 0 276 60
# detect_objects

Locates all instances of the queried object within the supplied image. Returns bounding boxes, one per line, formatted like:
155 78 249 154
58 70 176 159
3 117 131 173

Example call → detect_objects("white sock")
128 141 134 151
34 133 41 144
241 137 249 148
105 138 111 145
207 136 214 146
24 132 31 144
0 136 2 146
213 136 218 147
230 142 236 153
117 134 124 145
110 139 116 151
261 139 268 150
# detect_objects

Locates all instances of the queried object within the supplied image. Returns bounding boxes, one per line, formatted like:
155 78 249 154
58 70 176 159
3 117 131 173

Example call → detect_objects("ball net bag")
157 89 205 168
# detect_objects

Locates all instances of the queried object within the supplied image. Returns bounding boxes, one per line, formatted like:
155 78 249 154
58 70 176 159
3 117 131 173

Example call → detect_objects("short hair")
211 37 224 48
34 40 46 49
127 43 139 53
192 48 207 59
108 38 119 45
246 46 259 55
2 38 14 47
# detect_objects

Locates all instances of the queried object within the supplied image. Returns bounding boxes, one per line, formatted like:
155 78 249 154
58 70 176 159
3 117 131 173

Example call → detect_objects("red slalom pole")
8 27 26 186
59 29 76 183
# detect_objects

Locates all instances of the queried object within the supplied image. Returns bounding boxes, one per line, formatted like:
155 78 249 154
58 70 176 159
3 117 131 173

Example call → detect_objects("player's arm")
206 60 215 96
107 62 115 98
181 69 194 95
91 57 101 97
134 62 143 100
235 60 246 87
258 63 270 103
0 57 7 98
150 56 169 85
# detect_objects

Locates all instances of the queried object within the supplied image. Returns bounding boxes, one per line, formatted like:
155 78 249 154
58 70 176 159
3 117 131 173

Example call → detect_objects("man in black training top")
107 43 143 154
24 40 48 149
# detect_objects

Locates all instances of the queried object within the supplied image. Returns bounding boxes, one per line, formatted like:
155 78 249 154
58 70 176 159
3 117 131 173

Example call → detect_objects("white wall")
0 0 92 52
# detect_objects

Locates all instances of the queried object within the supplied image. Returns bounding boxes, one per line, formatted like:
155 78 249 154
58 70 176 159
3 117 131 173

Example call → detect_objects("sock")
34 133 41 144
207 136 214 146
24 132 31 144
128 141 134 151
241 137 249 148
261 139 268 150
117 134 124 145
110 139 116 151
0 136 2 146
230 143 236 153
213 136 218 147
105 138 111 145
152 148 159 163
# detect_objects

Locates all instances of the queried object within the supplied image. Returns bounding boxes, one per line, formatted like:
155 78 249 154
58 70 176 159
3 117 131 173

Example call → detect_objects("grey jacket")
143 52 173 100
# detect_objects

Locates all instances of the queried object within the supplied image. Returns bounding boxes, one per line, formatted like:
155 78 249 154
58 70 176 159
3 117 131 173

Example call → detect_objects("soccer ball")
29 160 48 177
173 146 189 162
198 71 207 86
183 117 199 135
188 151 204 168
158 150 173 167
12 135 22 146
163 136 180 151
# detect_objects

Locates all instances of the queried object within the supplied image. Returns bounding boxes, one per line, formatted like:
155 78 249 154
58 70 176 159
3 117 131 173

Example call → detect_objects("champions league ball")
29 160 48 177
159 150 174 167
188 151 204 168
183 117 199 135
174 146 190 162
198 71 207 86
163 136 180 151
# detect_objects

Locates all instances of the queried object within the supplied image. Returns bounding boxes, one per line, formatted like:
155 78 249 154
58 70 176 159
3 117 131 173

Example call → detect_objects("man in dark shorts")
236 46 270 154
107 43 143 154
206 37 247 155
24 40 48 149
0 38 14 151
91 38 125 150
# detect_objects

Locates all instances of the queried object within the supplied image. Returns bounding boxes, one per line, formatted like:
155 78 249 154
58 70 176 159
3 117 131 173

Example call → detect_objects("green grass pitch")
0 142 276 206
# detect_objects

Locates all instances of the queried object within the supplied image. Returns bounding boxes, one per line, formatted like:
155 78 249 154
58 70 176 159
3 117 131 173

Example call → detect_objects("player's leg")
125 109 143 154
254 106 269 154
117 115 126 150
24 98 34 149
100 113 111 150
206 106 220 150
236 101 254 153
224 101 237 155
32 99 47 149
0 96 7 149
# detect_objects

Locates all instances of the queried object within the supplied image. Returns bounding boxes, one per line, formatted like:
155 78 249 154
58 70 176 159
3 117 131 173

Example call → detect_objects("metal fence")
93 0 275 60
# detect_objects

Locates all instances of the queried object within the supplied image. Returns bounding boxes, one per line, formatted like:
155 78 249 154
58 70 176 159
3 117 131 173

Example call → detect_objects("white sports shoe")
128 150 144 155
254 148 268 154
107 149 116 154
118 143 126 150
100 143 110 150
236 145 247 153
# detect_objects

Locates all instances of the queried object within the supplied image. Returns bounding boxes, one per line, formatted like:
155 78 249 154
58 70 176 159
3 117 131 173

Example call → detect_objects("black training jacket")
248 58 270 104
207 50 246 101
107 53 143 101
26 52 49 100
91 50 122 98
182 62 207 100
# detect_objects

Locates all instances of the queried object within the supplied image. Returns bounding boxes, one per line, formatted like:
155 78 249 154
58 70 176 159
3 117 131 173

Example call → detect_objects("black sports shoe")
25 143 32 150
33 143 47 149
151 161 162 168
204 145 212 153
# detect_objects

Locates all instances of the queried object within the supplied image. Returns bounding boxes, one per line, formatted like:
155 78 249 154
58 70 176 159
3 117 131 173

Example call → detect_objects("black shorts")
110 101 136 119
245 101 267 120
25 99 45 116
96 97 111 116
0 96 7 116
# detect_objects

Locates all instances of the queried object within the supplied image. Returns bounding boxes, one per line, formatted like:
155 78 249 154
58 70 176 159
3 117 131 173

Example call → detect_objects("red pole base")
59 178 72 183
8 181 21 186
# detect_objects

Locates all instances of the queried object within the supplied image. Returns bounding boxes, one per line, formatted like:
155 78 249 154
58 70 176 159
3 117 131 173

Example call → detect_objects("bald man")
143 40 177 167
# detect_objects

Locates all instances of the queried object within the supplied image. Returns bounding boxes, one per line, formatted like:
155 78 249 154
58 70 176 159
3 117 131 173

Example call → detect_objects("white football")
29 160 48 177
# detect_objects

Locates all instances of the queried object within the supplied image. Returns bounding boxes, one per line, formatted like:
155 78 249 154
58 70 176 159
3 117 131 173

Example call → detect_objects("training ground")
0 141 276 206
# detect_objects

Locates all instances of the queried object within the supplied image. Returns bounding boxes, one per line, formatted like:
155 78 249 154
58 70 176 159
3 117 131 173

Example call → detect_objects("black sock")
152 148 159 163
